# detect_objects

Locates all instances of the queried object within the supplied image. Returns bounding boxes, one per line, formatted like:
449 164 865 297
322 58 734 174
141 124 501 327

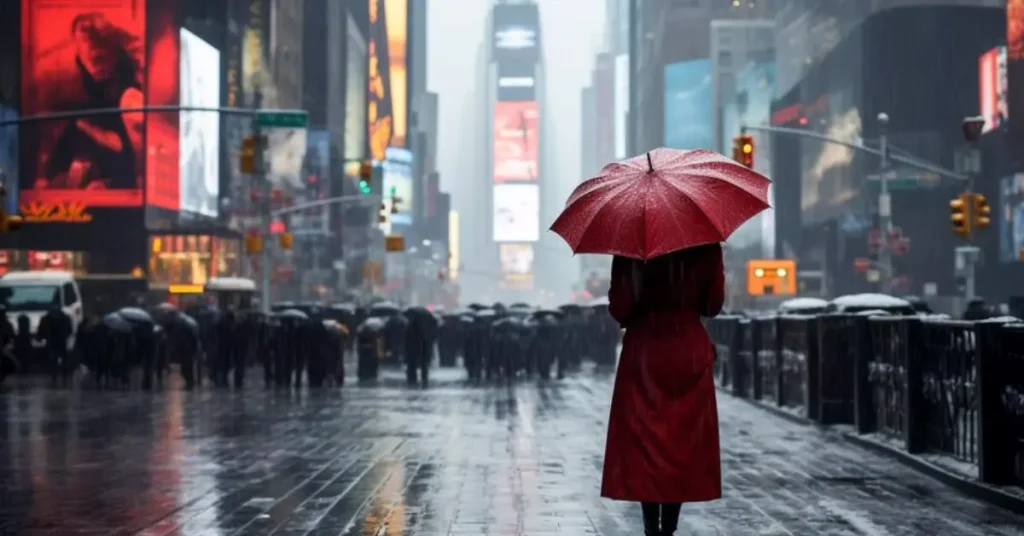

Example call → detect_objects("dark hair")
624 243 720 313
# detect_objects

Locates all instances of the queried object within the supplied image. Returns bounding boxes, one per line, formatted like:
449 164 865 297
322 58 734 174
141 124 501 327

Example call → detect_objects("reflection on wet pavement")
1 369 1023 535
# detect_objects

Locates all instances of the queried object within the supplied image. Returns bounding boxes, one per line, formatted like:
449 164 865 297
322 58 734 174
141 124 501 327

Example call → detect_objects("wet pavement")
1 369 1023 536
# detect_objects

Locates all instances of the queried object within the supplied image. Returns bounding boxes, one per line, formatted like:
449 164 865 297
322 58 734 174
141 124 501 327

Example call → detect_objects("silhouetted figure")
37 306 73 386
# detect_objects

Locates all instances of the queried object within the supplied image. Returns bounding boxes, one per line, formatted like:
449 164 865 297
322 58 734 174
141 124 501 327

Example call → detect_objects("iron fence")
708 313 1024 488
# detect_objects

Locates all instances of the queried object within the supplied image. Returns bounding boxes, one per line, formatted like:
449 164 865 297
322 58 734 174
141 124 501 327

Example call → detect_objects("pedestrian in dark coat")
601 243 725 536
38 306 74 386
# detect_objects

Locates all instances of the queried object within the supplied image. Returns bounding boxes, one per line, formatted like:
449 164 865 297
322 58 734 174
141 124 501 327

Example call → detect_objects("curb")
720 388 1024 515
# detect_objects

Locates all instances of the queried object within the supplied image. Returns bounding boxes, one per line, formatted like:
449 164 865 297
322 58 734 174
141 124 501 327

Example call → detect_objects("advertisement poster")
345 14 368 163
1000 173 1024 263
179 29 220 218
368 0 393 161
20 0 147 207
493 101 538 182
145 0 179 212
1009 0 1024 160
499 243 534 288
384 147 413 225
979 46 1008 134
492 3 539 64
384 0 407 148
492 183 539 242
0 107 17 213
663 59 713 151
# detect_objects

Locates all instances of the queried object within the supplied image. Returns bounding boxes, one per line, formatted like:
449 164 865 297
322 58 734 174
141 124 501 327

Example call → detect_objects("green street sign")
255 110 308 128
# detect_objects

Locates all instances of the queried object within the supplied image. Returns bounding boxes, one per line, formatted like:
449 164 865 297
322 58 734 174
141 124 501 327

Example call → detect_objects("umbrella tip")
646 152 654 173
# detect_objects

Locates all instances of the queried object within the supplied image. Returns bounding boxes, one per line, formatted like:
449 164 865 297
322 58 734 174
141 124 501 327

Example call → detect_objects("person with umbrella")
38 303 75 386
119 307 157 389
551 148 770 535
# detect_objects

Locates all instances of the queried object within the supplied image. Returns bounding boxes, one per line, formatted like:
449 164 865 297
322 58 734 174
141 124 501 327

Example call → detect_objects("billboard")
493 101 538 182
20 0 147 207
383 146 413 225
493 183 538 242
384 0 407 148
614 54 629 160
663 59 713 151
345 14 368 162
368 0 406 160
1001 173 1024 263
499 243 534 288
492 3 539 64
0 107 17 213
979 46 1008 135
179 29 220 217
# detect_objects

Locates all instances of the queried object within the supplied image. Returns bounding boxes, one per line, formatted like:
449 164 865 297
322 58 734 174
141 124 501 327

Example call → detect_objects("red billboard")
493 101 538 182
20 0 146 207
979 46 1008 135
145 0 180 211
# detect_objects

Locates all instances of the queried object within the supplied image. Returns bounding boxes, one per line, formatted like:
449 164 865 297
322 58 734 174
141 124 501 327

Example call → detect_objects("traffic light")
378 203 388 223
278 232 293 250
244 231 263 254
384 233 406 252
732 134 754 168
950 193 971 238
972 193 992 229
0 185 22 233
358 159 373 194
240 136 258 174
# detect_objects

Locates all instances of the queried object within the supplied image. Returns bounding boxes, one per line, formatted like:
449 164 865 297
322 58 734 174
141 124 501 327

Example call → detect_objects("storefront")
147 233 242 304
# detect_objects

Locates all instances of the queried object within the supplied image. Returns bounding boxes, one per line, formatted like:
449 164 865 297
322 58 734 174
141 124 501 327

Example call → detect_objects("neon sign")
19 201 93 223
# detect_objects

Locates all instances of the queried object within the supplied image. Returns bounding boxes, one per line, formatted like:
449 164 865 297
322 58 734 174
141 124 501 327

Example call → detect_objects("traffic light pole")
741 121 968 294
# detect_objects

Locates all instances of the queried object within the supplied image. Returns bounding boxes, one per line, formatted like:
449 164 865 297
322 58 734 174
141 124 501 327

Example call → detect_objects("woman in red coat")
600 243 725 536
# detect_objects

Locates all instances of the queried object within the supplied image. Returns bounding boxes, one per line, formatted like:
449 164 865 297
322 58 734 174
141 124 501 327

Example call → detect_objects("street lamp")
876 112 893 294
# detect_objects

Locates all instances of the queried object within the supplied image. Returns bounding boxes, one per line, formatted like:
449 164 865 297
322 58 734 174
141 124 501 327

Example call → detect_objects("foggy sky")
427 0 607 297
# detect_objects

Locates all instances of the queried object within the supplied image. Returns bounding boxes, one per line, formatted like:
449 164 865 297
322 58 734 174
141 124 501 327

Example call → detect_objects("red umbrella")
551 148 770 260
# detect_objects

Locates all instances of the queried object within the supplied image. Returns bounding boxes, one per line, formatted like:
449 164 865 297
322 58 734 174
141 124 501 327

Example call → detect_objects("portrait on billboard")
493 183 539 242
368 0 394 161
1011 0 1024 60
493 102 538 182
179 29 221 218
20 0 146 206
145 0 180 212
979 47 1008 134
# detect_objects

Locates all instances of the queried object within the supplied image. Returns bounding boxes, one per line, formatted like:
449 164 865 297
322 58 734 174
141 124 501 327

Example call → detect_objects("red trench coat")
600 244 725 503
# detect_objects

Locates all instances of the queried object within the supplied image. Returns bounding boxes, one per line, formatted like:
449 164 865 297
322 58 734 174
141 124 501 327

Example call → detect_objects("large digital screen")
979 46 1008 134
492 3 539 64
493 101 538 182
179 29 220 218
663 59 713 151
384 0 407 148
499 243 534 288
345 14 368 163
384 146 413 225
145 1 180 212
367 0 406 160
493 183 538 242
20 0 146 207
1000 173 1024 263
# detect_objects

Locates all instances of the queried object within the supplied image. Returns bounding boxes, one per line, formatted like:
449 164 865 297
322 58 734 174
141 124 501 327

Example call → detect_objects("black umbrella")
370 301 401 317
474 308 496 318
102 312 132 332
118 307 153 325
533 308 564 318
509 302 531 309
449 307 473 317
152 302 177 313
466 303 488 311
276 308 309 320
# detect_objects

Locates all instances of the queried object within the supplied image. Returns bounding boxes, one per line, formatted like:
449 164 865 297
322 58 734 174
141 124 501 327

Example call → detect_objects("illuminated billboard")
146 1 180 212
345 14 368 163
1001 173 1024 263
493 183 539 242
493 101 538 182
0 107 17 214
368 0 407 160
179 29 221 217
979 46 1008 134
663 59 713 151
492 3 539 64
499 244 534 288
20 1 147 207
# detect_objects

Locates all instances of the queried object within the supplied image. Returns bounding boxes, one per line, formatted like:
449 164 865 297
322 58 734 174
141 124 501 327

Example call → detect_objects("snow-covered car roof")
778 297 828 312
830 293 912 309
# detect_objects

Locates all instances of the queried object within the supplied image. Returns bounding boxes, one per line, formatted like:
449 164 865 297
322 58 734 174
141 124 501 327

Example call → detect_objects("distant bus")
746 259 797 296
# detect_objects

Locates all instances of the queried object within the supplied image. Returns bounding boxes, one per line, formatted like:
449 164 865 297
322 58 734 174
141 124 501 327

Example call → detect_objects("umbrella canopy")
509 302 531 309
276 308 309 320
117 307 153 324
474 308 496 318
174 312 199 334
152 302 177 313
466 303 488 311
102 312 132 332
551 148 771 260
589 296 610 307
533 308 564 319
370 301 401 316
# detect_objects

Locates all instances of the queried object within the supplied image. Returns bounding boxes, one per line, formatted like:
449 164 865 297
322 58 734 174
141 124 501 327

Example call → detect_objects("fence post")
774 316 784 407
805 318 821 422
975 321 1014 484
752 320 763 400
853 315 876 434
731 320 745 397
904 318 927 454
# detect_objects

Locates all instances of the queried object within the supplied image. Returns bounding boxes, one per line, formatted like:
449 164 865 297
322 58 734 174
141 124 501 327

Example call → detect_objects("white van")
0 271 83 350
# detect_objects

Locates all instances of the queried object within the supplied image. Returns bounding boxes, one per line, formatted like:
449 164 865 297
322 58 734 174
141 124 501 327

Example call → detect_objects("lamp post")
875 112 892 294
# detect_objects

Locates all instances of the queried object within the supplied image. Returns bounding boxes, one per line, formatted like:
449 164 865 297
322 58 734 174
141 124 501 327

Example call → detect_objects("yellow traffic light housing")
950 193 971 238
378 202 388 223
279 232 293 250
240 136 257 174
244 232 263 254
972 193 991 229
384 234 406 252
359 160 372 180
732 134 754 168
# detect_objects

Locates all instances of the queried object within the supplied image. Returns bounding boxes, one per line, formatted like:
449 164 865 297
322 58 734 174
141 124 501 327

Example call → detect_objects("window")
0 285 60 312
718 50 733 67
62 283 78 306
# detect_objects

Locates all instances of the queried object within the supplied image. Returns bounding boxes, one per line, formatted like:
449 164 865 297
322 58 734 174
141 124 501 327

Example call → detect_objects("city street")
1 370 1023 536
